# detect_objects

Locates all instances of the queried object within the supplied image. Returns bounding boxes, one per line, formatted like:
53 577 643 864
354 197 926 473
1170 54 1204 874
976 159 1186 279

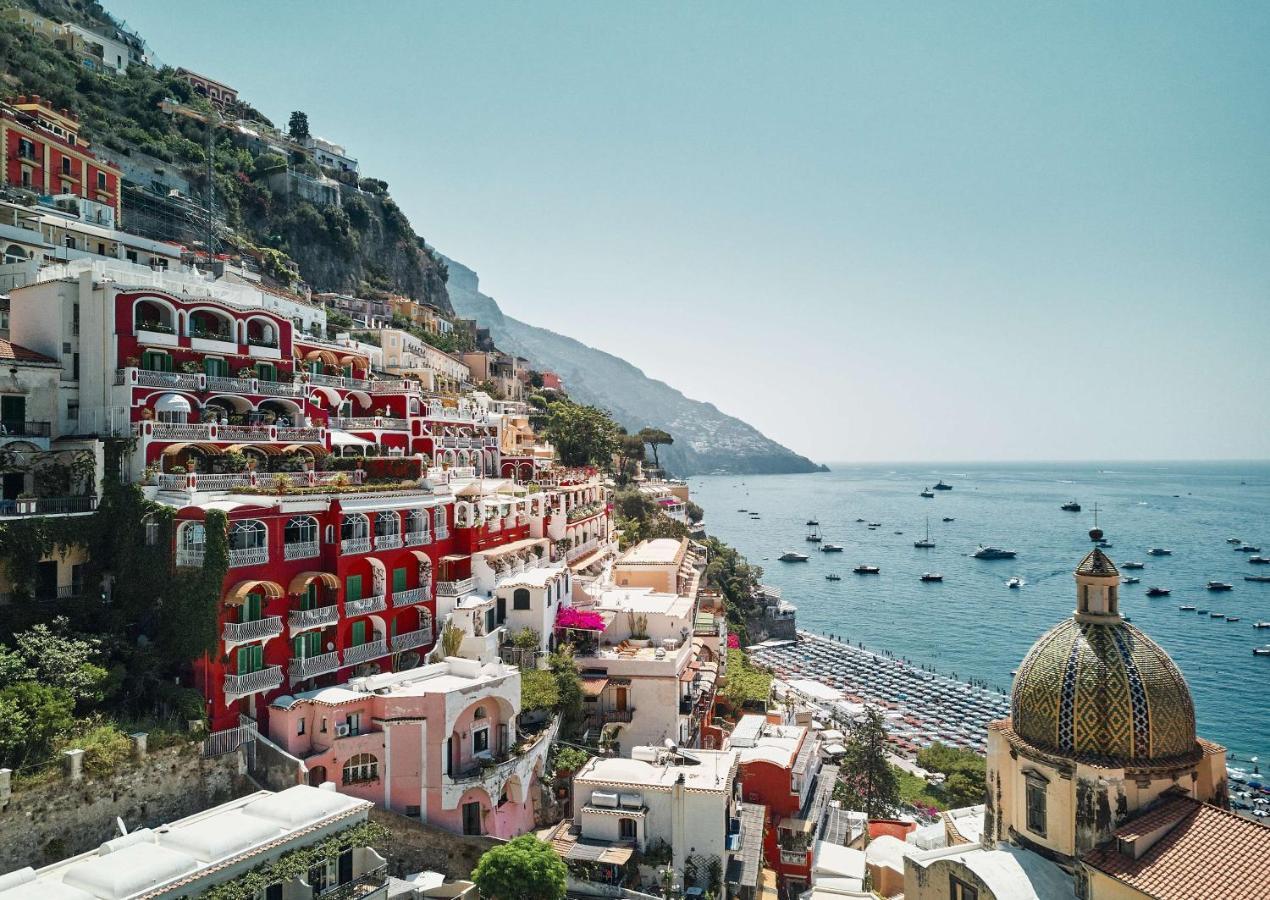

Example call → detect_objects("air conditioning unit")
335 724 350 737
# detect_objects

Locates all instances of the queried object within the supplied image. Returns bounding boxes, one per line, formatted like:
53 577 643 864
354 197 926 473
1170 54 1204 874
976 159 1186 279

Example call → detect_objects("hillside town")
1 3 1269 900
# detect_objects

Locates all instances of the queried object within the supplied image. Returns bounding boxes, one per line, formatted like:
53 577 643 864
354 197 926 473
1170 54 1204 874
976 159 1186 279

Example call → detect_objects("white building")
304 136 359 175
64 24 133 74
0 785 387 900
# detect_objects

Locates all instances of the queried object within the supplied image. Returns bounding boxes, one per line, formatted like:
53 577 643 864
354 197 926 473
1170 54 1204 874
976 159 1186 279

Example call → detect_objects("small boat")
1146 587 1171 597
806 519 819 526
856 518 866 523
1179 605 1196 611
1246 575 1270 583
1227 616 1241 622
821 543 844 553
933 480 952 490
1210 611 1226 618
920 489 935 498
1254 646 1270 656
974 546 1017 560
1237 545 1262 553
1227 537 1243 544
806 524 823 543
1249 556 1270 565
868 522 882 528
1253 622 1270 629
1207 582 1234 591
914 517 935 549
1147 548 1172 556
737 509 747 513
853 565 880 575
1122 561 1145 570
921 573 943 583
1098 541 1113 549
779 551 810 562
1007 577 1023 589
825 573 841 581
1122 576 1140 585
942 516 955 522
1196 609 1209 614
1061 500 1081 512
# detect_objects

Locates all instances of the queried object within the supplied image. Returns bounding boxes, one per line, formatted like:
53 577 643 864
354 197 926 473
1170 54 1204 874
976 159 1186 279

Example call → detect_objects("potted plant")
126 356 140 368
237 366 253 379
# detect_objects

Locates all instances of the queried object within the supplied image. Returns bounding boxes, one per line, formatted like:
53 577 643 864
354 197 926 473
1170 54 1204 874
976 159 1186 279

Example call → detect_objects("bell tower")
1074 539 1120 622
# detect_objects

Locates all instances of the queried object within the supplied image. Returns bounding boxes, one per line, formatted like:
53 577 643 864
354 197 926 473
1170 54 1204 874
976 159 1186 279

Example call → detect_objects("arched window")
179 522 205 552
342 753 378 785
513 588 531 611
341 513 369 540
375 511 400 538
229 519 267 550
473 706 487 720
285 516 318 544
434 507 447 531
3 244 27 265
405 509 428 542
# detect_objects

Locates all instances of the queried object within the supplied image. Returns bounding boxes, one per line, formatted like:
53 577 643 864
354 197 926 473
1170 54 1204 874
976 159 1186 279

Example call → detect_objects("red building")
2 96 122 222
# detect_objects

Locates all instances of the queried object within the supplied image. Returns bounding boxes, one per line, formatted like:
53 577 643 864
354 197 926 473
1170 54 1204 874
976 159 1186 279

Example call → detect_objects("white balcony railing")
341 536 371 555
221 616 283 645
566 538 601 563
288 651 341 684
343 639 388 667
175 548 205 568
330 416 409 432
374 533 403 550
404 530 431 547
434 527 450 541
255 379 304 398
345 595 386 616
391 628 432 653
392 586 428 608
228 546 269 568
126 369 202 390
205 375 255 393
218 425 273 442
224 665 283 700
277 426 324 441
780 849 810 866
284 540 320 561
289 604 340 632
435 577 474 597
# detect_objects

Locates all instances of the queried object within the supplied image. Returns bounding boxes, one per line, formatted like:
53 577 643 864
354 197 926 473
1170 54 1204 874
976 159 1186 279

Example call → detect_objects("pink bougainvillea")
727 633 741 649
555 606 607 632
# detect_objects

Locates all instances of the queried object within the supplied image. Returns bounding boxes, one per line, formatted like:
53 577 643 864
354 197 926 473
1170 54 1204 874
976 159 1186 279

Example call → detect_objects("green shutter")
303 582 318 610
292 635 305 658
351 621 366 647
237 644 263 674
346 575 362 602
256 362 275 382
392 567 407 593
390 618 398 638
306 632 321 656
244 593 262 622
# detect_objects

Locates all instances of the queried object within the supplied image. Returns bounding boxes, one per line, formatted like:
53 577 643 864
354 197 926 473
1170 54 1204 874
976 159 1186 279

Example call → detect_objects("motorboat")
942 516 955 522
921 573 944 583
1179 605 1196 611
1196 609 1209 614
933 481 952 490
914 517 935 549
920 488 935 498
1207 582 1234 591
1227 537 1243 544
825 573 841 581
806 524 823 543
1238 545 1263 553
806 519 819 526
1210 611 1226 618
779 551 810 562
1249 556 1270 565
1254 646 1270 656
1246 575 1270 583
1146 587 1171 597
1122 561 1145 570
868 522 882 528
821 543 844 552
1007 577 1023 589
1227 616 1241 622
853 565 881 575
1147 548 1172 556
738 509 748 513
1253 622 1270 628
856 518 866 523
1098 541 1113 549
974 546 1017 560
1122 576 1140 585
1061 500 1081 512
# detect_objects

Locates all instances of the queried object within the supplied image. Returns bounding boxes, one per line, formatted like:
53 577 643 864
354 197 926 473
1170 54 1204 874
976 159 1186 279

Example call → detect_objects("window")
242 592 263 622
619 818 637 840
236 644 263 674
350 620 367 646
950 875 978 900
346 574 362 603
513 588 531 611
18 138 35 159
285 515 317 546
180 522 205 555
97 171 107 190
297 719 305 736
229 520 267 551
1026 780 1047 836
473 727 489 755
143 516 159 546
61 158 71 174
345 713 362 736
392 567 407 593
342 513 369 541
204 357 227 378
342 753 378 784
293 631 320 658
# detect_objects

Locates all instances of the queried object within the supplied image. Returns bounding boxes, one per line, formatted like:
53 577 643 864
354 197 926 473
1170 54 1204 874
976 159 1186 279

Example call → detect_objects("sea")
689 461 1270 766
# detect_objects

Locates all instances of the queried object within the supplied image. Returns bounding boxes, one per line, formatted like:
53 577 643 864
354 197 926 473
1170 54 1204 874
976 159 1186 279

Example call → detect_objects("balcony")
330 416 409 432
219 424 273 442
222 616 283 646
289 604 340 632
369 379 414 393
277 426 323 441
314 865 388 900
779 849 810 867
224 665 283 700
255 379 304 398
390 628 432 653
585 707 635 726
435 577 474 598
434 527 450 541
341 536 371 555
284 540 320 561
345 595 386 616
289 651 341 684
175 548 205 567
343 639 388 667
403 530 431 547
566 538 601 563
374 533 403 551
0 420 51 438
205 375 255 393
228 546 269 568
0 496 98 517
117 368 200 390
392 586 429 607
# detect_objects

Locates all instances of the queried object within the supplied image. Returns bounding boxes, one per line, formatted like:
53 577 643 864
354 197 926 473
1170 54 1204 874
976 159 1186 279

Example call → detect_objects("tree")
548 645 585 736
11 618 110 704
613 433 646 485
0 682 75 768
638 428 674 472
542 401 619 467
472 834 567 900
834 707 901 818
287 110 310 141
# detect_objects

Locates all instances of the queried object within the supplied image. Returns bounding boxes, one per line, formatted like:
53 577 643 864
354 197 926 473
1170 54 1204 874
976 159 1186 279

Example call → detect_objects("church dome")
1009 549 1199 765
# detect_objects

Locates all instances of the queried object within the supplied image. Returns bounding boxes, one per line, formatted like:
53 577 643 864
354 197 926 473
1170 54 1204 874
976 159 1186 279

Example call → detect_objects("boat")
737 509 747 513
853 565 880 575
914 518 935 549
868 522 882 528
1210 611 1226 618
1061 500 1081 512
1122 576 1140 585
1254 622 1270 628
855 518 865 523
973 546 1017 560
1122 561 1145 570
825 573 841 581
821 543 844 552
1196 609 1209 614
1007 577 1023 589
778 551 810 562
942 516 955 522
1146 587 1171 597
806 524 823 543
1246 575 1270 583
1238 545 1263 553
1098 541 1113 549
1249 556 1270 565
1254 647 1270 656
1206 582 1234 591
933 481 952 490
1147 548 1172 556
1227 616 1241 622
921 573 944 583
1179 605 1196 611
1227 537 1243 544
920 488 935 498
806 519 819 526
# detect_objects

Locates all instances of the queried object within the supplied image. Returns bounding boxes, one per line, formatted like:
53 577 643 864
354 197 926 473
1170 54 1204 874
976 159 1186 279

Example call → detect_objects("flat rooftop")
576 747 737 793
729 715 808 769
594 587 694 621
617 538 684 566
273 658 514 708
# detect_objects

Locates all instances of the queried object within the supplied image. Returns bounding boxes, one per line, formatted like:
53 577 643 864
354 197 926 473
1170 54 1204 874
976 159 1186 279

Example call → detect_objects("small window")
950 875 978 900
1026 780 1047 837
342 753 378 784
297 719 305 736
513 588 531 610
619 817 637 840
473 727 489 755
97 171 107 190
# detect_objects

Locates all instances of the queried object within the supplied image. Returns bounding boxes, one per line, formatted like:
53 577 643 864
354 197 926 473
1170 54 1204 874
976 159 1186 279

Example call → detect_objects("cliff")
444 258 826 476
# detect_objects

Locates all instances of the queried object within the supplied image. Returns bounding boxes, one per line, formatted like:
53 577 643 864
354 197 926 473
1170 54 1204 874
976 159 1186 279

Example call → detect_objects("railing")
587 708 635 725
305 372 346 387
175 547 205 567
343 639 388 667
566 538 601 563
370 379 413 393
219 424 273 441
446 726 554 785
435 577 474 597
345 595 386 616
289 604 340 631
331 416 409 431
341 536 371 555
228 546 269 568
223 665 283 699
118 369 196 390
288 651 341 683
255 379 304 398
404 530 431 546
780 849 810 866
434 526 450 541
0 420 51 438
392 586 428 608
284 540 320 561
146 422 211 441
277 426 323 441
499 646 545 671
0 496 98 517
374 533 403 550
316 866 388 900
391 628 432 653
206 375 255 393
222 616 283 644
202 721 258 759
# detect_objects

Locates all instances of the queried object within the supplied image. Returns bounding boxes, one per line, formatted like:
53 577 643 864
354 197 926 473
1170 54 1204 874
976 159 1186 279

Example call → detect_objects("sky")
107 1 1270 463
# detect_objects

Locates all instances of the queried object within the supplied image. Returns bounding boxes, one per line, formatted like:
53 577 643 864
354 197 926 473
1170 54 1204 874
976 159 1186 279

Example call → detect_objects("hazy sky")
108 1 1270 462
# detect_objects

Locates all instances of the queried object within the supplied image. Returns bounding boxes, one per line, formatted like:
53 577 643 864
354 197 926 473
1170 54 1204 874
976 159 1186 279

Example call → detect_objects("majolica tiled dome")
1011 553 1198 765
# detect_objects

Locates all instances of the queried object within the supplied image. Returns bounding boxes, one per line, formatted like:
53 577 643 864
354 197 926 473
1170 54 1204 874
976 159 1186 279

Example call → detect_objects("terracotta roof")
1076 547 1119 577
0 338 57 364
1084 797 1270 900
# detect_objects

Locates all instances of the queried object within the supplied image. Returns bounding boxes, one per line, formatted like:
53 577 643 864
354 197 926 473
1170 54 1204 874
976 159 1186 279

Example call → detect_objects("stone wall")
370 807 500 880
0 742 253 871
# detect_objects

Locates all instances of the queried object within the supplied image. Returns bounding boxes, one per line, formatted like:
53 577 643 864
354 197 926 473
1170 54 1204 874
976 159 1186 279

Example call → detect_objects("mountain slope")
444 257 826 476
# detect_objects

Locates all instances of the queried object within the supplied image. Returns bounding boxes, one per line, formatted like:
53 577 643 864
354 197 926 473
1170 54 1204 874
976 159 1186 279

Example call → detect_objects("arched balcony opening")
245 317 278 349
188 308 233 342
228 519 269 567
374 511 402 550
133 298 175 335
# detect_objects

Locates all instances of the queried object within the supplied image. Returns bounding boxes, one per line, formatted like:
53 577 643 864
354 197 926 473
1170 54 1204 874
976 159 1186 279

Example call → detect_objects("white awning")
329 430 373 447
155 393 191 414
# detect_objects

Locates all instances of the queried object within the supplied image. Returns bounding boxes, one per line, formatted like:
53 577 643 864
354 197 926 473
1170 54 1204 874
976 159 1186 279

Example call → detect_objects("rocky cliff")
444 258 826 476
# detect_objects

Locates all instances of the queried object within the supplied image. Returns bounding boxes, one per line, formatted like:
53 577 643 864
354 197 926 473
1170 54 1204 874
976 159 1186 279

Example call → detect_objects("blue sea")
689 462 1270 765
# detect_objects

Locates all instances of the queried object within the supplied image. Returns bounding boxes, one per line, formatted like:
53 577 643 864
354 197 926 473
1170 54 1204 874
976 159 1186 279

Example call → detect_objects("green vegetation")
610 488 689 548
895 766 950 813
520 669 560 713
721 648 772 708
917 741 988 807
548 646 585 736
637 427 673 471
472 834 568 900
551 745 592 775
703 537 763 644
834 707 902 819
200 821 388 900
541 400 620 467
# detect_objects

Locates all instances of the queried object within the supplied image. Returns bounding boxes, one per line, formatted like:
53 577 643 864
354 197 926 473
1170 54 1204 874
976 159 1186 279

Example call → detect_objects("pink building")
268 656 555 840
